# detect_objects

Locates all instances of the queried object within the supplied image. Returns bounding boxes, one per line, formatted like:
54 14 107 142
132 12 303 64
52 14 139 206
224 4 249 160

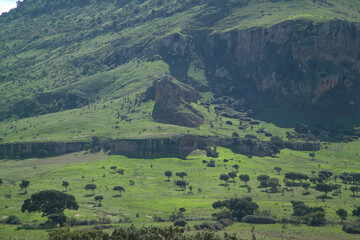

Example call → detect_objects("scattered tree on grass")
257 175 270 183
219 174 230 186
21 190 79 227
113 186 125 196
117 169 124 175
212 197 259 221
164 171 172 181
95 195 104 207
336 208 347 225
291 201 325 226
176 172 187 180
309 152 315 160
0 179 2 186
228 172 237 182
239 174 250 186
318 170 333 182
302 182 310 194
266 178 281 192
349 186 360 198
174 180 187 191
274 167 282 175
315 183 335 200
62 181 69 192
232 164 239 172
352 206 360 217
85 184 97 196
19 180 30 194
110 166 117 171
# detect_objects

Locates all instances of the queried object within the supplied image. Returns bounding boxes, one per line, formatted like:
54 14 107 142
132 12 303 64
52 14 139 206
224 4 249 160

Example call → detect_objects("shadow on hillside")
252 101 360 142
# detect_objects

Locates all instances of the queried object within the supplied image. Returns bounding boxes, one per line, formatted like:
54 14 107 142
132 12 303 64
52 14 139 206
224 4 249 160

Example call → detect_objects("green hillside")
1 0 360 239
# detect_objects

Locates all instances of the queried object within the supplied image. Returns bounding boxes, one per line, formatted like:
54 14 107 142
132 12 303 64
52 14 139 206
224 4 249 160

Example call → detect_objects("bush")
343 222 360 234
5 215 21 225
207 160 215 167
174 219 187 227
241 215 277 224
304 211 326 226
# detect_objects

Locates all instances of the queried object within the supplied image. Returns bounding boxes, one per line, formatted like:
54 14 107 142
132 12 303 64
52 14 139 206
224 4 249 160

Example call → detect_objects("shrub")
174 219 187 227
5 215 21 225
304 211 326 226
207 160 215 167
343 222 360 234
241 215 277 224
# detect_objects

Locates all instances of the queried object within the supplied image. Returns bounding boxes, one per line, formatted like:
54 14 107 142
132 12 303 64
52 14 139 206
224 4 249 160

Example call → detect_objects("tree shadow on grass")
84 194 94 197
18 192 27 196
112 195 122 198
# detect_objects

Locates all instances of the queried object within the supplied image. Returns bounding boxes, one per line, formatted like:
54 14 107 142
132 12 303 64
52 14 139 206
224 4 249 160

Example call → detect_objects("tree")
174 180 187 191
309 152 315 160
352 206 360 217
21 190 79 227
266 178 281 192
19 180 30 194
95 195 104 207
85 184 97 196
212 197 259 221
274 167 282 175
219 174 230 186
62 181 69 192
113 186 125 196
336 208 347 225
239 174 250 186
349 186 360 198
164 171 172 181
318 170 333 182
315 183 335 200
257 175 270 183
228 172 237 182
302 182 311 194
176 172 187 180
0 179 2 186
232 164 240 172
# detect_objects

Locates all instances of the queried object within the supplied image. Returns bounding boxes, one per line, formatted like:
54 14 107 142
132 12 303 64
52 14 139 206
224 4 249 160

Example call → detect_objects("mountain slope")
0 0 360 143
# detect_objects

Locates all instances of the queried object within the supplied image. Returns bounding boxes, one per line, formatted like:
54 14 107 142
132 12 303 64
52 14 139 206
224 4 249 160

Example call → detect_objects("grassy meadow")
0 142 360 239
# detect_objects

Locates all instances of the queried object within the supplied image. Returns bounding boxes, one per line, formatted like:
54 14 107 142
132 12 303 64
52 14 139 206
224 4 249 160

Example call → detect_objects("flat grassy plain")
1 142 360 239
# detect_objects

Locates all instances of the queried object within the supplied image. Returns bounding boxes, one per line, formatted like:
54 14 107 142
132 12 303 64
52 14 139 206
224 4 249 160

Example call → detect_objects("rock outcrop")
146 76 204 127
154 20 360 110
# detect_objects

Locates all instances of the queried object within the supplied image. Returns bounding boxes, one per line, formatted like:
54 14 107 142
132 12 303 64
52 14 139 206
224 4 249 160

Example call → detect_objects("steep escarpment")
0 135 320 159
155 20 360 119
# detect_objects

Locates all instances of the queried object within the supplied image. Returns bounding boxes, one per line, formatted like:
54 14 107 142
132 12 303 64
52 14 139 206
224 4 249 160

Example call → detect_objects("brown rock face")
151 76 204 127
155 20 360 107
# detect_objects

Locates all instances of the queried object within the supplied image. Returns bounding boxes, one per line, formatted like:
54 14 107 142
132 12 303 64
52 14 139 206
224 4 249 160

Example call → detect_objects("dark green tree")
219 174 230 186
0 179 3 186
62 181 69 192
257 175 270 183
176 172 187 180
85 184 97 196
315 183 335 200
113 186 125 196
19 180 30 194
174 180 187 191
228 172 237 182
239 174 250 186
274 167 282 175
164 171 172 181
336 208 347 224
21 190 79 227
95 195 104 207
302 182 310 194
212 197 259 221
232 164 240 172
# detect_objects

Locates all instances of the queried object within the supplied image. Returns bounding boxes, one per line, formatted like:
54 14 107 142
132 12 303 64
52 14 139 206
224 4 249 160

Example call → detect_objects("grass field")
1 142 360 239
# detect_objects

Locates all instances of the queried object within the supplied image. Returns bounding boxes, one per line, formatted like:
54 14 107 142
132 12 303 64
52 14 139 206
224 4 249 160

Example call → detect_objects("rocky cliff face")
0 142 87 159
145 76 205 127
155 20 360 110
